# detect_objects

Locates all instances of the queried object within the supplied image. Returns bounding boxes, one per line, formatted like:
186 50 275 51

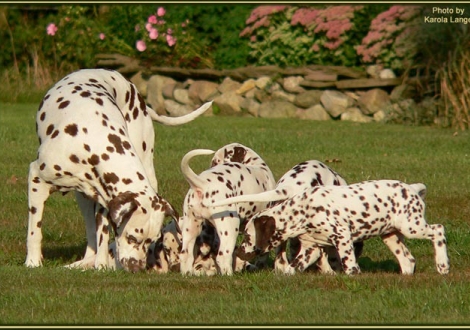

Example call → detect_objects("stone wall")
128 65 432 124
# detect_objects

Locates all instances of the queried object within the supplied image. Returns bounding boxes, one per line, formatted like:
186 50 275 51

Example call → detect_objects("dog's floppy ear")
253 215 276 252
410 183 427 200
231 146 247 163
108 191 138 228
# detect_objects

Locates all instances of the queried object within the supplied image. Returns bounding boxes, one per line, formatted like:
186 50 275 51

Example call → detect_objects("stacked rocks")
129 66 423 123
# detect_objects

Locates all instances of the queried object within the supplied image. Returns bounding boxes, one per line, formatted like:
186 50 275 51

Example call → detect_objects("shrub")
131 6 213 68
240 4 390 67
163 4 255 69
356 5 423 73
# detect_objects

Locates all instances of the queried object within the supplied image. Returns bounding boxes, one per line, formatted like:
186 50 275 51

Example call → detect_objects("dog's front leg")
94 207 112 269
290 241 323 274
333 232 360 275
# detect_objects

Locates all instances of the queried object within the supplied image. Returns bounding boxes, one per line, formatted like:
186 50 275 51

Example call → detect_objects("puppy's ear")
108 191 138 228
231 146 247 163
412 183 427 200
253 215 276 251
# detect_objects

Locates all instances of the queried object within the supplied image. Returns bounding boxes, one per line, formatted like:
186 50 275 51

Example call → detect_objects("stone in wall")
320 90 355 118
357 88 390 115
213 91 245 115
341 107 373 123
188 80 220 104
147 75 176 115
294 90 323 108
218 77 242 93
296 104 331 121
258 101 297 118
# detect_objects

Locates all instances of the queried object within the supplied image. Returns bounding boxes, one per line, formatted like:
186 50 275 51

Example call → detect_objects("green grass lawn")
1 103 470 325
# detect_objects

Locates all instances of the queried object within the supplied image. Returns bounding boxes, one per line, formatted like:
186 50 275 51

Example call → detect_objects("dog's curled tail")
209 188 288 208
147 101 213 126
181 149 215 190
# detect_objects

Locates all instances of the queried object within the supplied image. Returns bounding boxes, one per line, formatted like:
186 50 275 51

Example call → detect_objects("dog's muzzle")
121 257 146 273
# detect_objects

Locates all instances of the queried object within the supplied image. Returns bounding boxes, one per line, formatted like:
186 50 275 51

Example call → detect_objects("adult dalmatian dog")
210 159 362 274
25 68 213 272
179 143 276 275
236 179 450 275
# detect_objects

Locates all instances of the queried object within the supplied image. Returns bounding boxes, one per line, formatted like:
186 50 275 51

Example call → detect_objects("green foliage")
1 102 470 324
0 4 253 73
356 5 423 73
241 5 391 68
164 4 255 69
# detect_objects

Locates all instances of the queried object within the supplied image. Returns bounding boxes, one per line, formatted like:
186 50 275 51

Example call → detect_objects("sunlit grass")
1 103 469 325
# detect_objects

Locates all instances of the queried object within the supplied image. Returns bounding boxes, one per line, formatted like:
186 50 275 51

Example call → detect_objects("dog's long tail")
209 188 289 207
147 101 213 126
181 149 215 190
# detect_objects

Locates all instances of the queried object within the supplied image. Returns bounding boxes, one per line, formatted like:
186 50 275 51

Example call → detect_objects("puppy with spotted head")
179 145 276 276
237 180 450 275
26 68 212 272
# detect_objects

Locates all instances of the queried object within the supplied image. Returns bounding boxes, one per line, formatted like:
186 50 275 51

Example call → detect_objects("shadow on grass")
42 244 86 266
358 257 401 273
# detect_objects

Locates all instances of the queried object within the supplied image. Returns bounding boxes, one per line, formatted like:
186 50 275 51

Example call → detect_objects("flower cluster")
135 7 178 52
356 5 422 70
291 5 364 51
45 5 214 69
240 5 290 39
240 5 366 67
131 6 212 68
43 6 112 70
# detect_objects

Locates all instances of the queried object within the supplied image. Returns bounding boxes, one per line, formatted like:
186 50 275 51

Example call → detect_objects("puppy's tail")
209 188 289 207
147 101 212 126
410 183 427 200
181 149 215 190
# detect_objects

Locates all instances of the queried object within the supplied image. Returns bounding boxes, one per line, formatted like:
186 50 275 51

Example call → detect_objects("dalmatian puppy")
236 180 450 275
210 159 363 274
26 68 212 272
179 146 276 275
207 142 278 269
147 218 220 276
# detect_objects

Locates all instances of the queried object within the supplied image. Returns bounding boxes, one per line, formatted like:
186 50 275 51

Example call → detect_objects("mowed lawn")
1 102 470 326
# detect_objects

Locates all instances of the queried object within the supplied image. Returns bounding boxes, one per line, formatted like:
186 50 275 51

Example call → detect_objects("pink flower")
157 19 166 25
311 43 320 52
148 15 157 24
99 33 105 40
166 34 176 47
146 22 153 32
149 28 158 40
167 28 173 35
157 7 166 17
246 5 289 24
136 40 147 52
46 23 58 36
